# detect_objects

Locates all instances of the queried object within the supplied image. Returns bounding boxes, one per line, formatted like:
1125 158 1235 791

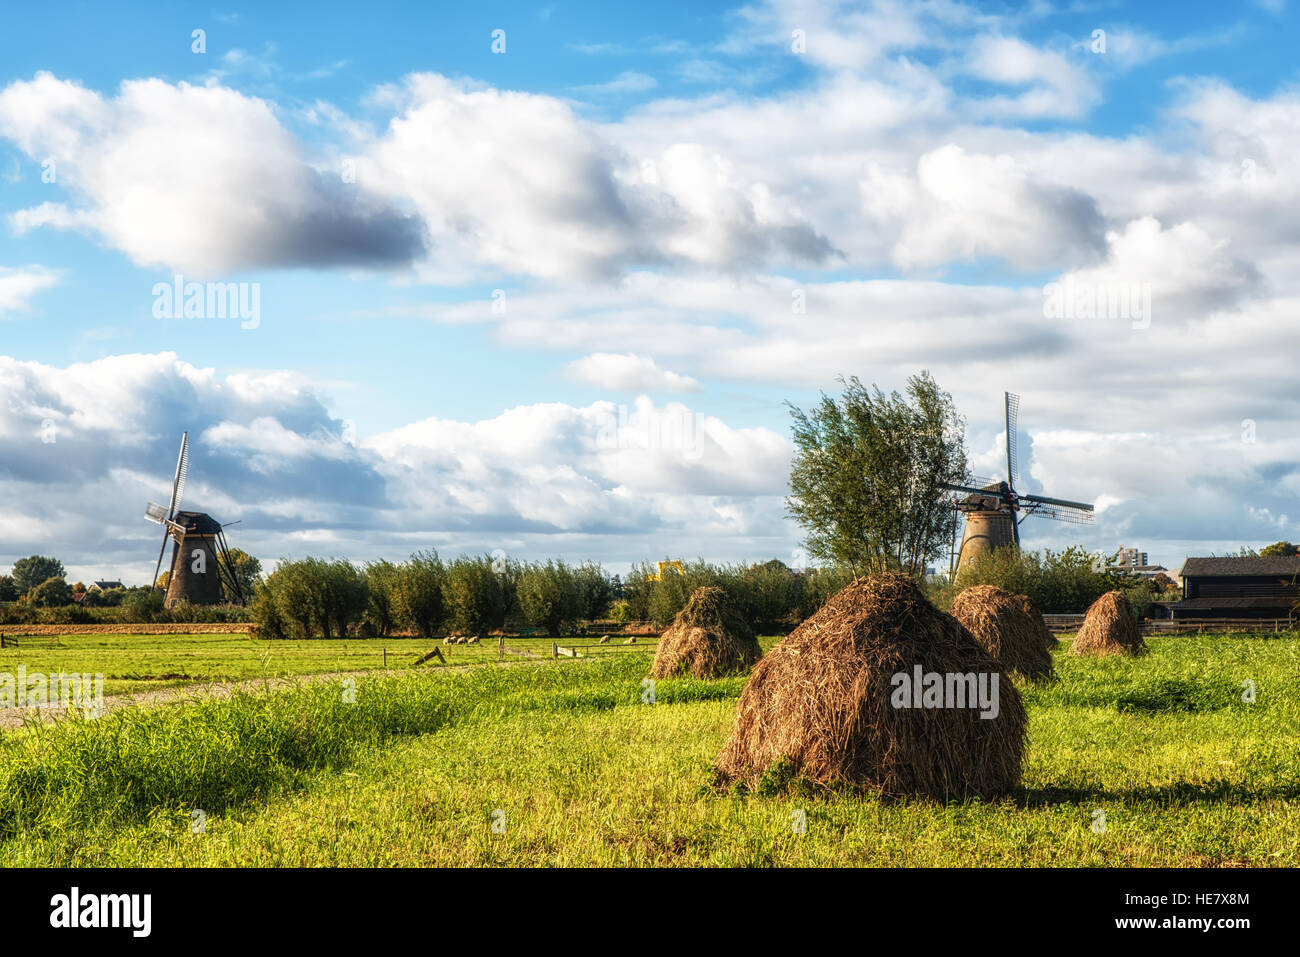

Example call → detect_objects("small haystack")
715 574 1025 799
951 585 1054 681
650 586 762 680
1070 590 1144 656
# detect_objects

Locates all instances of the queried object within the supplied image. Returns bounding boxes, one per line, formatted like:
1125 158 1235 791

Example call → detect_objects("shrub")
494 556 523 627
609 600 631 627
27 577 74 608
647 560 720 627
252 558 369 639
363 560 401 636
574 563 613 622
797 565 856 619
728 559 805 632
391 551 445 639
443 556 504 635
947 545 1129 614
10 556 66 598
518 561 582 637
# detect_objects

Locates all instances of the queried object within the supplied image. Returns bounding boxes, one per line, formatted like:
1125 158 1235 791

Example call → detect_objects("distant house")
90 580 124 591
1162 557 1300 620
1113 545 1170 580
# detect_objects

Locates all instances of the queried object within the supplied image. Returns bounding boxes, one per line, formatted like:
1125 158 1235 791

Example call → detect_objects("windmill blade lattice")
1004 392 1020 489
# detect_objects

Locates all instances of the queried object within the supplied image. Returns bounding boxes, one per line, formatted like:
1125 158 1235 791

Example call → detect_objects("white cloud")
0 72 425 276
0 354 792 582
360 73 837 280
566 353 702 393
887 144 1106 270
0 266 59 314
572 71 659 95
965 35 1100 118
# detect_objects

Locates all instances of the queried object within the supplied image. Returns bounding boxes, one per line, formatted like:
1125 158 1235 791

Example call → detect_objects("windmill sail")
152 432 190 589
948 392 1094 572
1020 493 1095 525
170 433 190 514
1004 392 1019 489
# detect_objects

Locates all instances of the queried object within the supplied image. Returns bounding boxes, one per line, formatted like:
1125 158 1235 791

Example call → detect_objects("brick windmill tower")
942 393 1096 574
144 433 246 607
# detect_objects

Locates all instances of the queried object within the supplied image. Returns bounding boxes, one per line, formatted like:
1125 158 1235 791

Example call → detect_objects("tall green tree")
574 562 613 621
363 560 402 636
1259 541 1300 557
222 548 263 603
517 561 582 636
443 556 505 636
11 555 66 597
786 372 966 577
391 551 446 639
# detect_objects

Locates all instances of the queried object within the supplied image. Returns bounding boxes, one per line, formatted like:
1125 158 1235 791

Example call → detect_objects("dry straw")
715 574 1025 799
1069 589 1145 656
951 584 1054 681
650 586 762 679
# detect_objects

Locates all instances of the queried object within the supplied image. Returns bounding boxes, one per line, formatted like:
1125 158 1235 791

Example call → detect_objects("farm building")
1161 556 1300 620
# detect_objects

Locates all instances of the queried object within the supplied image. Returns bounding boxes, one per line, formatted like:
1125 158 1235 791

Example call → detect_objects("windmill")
144 432 247 607
942 393 1094 574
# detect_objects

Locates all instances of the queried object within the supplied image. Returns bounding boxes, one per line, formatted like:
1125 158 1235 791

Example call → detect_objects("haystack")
650 586 762 680
1070 590 1144 656
715 574 1025 799
951 585 1054 681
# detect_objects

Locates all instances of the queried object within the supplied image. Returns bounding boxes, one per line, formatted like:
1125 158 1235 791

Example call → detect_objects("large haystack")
650 586 762 680
715 574 1026 800
951 585 1054 681
1069 590 1144 656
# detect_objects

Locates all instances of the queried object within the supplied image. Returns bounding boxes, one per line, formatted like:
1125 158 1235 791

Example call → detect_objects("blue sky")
2 0 1298 583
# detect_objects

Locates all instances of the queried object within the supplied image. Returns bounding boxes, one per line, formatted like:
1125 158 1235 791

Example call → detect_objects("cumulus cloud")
359 74 838 279
566 353 702 392
965 35 1100 119
0 72 426 276
0 266 59 314
884 145 1107 270
0 354 790 582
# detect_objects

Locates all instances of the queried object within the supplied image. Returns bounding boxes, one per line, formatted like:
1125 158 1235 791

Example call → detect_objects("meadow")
0 632 1296 866
0 632 567 695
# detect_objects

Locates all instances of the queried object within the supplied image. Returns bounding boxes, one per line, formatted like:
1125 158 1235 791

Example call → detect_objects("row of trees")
252 553 617 640
249 551 859 639
931 545 1179 617
619 559 856 630
0 551 260 624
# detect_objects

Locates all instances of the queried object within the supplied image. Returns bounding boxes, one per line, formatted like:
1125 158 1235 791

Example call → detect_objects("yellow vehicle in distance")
647 560 685 581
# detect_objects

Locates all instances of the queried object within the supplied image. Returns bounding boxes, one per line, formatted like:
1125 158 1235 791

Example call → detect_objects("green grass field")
0 632 1296 866
0 632 586 695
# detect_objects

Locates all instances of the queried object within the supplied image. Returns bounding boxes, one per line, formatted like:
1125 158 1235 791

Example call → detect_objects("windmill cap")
171 511 224 534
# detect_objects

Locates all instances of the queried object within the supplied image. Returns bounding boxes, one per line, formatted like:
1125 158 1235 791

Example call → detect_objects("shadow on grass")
1020 778 1300 807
